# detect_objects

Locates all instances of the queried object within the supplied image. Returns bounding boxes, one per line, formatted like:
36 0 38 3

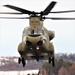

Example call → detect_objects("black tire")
52 57 55 67
49 57 51 63
23 62 26 67
36 58 39 62
18 57 21 64
35 55 39 62
22 57 26 67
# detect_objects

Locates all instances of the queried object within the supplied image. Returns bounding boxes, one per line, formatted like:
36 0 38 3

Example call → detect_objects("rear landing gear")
52 57 55 67
49 57 55 67
18 57 21 64
18 57 26 67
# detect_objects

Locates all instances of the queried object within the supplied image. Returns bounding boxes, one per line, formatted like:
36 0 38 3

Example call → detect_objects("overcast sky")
0 0 75 56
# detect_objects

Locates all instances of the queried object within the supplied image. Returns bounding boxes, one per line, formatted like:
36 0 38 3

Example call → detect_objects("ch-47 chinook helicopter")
0 1 75 67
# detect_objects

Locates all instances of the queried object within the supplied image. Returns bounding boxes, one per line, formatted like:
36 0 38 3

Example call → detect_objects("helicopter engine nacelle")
48 30 55 40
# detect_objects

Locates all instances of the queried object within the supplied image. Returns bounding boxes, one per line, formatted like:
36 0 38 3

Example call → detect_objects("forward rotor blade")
4 5 35 14
44 1 57 15
50 10 75 13
44 17 75 20
0 17 29 19
0 12 22 14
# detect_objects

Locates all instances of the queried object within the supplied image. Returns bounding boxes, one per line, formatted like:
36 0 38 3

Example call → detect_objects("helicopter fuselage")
1 1 74 67
18 16 55 67
18 26 55 60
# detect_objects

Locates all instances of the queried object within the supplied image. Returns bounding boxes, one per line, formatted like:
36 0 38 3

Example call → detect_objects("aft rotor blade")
0 17 29 19
4 5 35 14
44 17 75 20
50 10 75 13
0 12 22 14
44 1 57 15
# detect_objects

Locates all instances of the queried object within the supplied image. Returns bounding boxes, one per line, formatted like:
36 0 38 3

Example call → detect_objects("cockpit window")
38 28 44 34
25 27 31 35
25 27 44 35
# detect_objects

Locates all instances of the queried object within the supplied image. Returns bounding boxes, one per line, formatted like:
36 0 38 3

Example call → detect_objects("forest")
0 53 75 75
39 53 75 75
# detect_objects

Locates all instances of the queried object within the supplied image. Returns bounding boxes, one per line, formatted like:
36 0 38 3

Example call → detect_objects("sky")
0 0 75 56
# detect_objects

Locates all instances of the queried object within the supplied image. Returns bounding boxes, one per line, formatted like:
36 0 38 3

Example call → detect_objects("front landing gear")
18 57 26 67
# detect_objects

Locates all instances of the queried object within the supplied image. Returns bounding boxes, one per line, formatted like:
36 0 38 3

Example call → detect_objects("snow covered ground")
0 70 39 75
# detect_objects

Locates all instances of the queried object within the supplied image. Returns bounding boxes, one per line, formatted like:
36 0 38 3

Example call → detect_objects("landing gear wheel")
48 57 55 67
35 54 39 62
18 57 21 64
22 62 26 67
22 57 26 67
49 57 51 63
52 57 55 67
18 57 26 67
36 57 39 62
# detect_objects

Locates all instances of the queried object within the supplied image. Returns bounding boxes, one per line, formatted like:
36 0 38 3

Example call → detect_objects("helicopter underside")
18 42 54 59
18 42 55 67
18 43 55 67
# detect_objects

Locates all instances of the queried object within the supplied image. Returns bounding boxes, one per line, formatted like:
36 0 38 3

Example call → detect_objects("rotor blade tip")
52 1 57 3
3 5 8 7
